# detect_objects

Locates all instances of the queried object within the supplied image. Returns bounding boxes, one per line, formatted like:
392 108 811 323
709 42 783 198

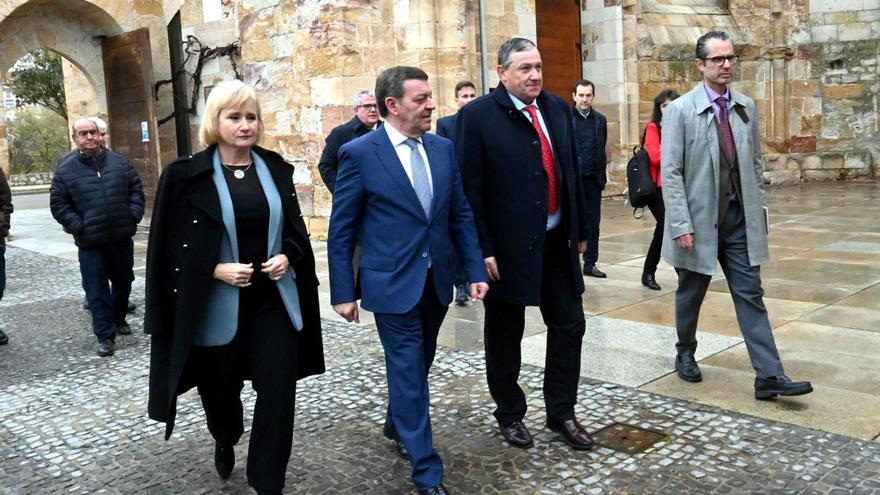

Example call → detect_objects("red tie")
524 105 558 214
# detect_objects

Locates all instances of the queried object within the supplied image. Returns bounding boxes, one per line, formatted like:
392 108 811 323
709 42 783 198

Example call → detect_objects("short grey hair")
88 116 107 134
695 31 730 60
71 117 97 135
497 37 537 69
353 90 375 107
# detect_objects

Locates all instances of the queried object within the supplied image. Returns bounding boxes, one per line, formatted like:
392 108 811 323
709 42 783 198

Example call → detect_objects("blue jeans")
78 239 134 341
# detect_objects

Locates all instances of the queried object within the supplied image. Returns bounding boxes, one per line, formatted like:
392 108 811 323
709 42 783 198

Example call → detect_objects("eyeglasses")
357 104 378 110
702 55 737 66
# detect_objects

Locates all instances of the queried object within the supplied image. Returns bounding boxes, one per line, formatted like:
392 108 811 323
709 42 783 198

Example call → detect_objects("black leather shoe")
499 421 533 449
254 488 281 495
583 265 607 278
641 273 661 290
418 484 449 495
96 339 115 357
127 302 137 314
382 424 409 460
547 417 595 451
214 441 234 480
455 284 469 306
116 323 132 336
675 353 702 382
755 375 813 400
0 329 7 346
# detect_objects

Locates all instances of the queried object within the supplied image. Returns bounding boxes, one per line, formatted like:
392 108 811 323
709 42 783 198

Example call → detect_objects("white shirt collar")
508 93 538 112
384 121 422 148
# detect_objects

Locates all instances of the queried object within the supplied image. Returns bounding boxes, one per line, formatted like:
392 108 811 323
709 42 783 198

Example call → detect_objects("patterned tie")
716 96 736 161
404 138 433 217
523 105 558 214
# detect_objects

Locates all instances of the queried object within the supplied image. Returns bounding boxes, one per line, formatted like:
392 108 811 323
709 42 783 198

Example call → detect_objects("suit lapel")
423 134 445 219
261 150 310 241
372 128 428 220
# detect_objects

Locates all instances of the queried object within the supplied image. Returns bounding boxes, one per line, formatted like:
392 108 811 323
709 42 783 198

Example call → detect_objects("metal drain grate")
592 422 665 454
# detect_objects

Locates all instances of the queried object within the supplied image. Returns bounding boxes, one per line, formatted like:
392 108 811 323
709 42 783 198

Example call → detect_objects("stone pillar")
582 0 626 192
0 105 8 175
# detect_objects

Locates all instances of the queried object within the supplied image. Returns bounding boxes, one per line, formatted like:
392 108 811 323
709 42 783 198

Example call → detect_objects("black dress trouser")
483 227 586 426
643 188 665 275
186 286 299 491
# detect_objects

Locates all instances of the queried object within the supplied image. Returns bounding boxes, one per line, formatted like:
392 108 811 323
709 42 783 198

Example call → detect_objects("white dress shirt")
384 121 434 197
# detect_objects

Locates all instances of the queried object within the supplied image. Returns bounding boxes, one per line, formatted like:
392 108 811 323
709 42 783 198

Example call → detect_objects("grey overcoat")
660 83 769 275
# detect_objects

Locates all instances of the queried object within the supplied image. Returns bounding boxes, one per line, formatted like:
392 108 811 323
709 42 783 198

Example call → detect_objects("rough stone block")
765 169 802 185
838 23 872 42
811 25 838 43
804 169 842 181
844 153 869 169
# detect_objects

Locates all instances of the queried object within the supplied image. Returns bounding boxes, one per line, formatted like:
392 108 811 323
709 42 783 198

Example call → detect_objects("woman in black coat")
145 80 324 495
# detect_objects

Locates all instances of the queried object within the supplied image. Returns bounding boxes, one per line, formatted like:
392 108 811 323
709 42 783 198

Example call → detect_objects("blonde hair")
199 80 264 147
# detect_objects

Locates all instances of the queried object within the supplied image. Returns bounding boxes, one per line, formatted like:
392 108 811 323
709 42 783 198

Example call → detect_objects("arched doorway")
0 0 161 210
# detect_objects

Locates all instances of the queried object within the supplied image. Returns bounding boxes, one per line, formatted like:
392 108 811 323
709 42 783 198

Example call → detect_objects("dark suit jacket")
572 106 608 188
328 127 487 314
455 85 588 305
145 145 325 439
436 113 457 141
318 116 379 193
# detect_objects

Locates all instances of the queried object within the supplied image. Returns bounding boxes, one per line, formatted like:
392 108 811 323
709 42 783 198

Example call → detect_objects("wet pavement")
1 182 879 494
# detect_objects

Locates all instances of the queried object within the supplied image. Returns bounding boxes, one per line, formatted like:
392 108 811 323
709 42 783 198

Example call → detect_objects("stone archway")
0 0 125 173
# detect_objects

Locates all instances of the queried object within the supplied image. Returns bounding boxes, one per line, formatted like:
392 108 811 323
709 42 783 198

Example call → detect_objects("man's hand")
577 240 587 254
484 257 500 281
470 282 490 301
675 233 694 251
333 301 360 323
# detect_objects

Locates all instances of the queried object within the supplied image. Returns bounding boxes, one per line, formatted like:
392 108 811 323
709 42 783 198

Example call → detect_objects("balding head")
72 118 101 156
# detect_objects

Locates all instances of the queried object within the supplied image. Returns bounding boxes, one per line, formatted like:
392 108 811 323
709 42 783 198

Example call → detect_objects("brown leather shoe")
547 417 595 451
499 421 533 448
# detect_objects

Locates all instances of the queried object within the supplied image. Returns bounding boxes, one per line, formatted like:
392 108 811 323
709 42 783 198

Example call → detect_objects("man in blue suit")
328 66 489 495
435 80 476 141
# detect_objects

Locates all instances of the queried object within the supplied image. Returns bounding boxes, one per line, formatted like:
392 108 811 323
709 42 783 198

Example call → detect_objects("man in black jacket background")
50 117 144 357
572 80 608 278
0 167 12 347
317 90 381 193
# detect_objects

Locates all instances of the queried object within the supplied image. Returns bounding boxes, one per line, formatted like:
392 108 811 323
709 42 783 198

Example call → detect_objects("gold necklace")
222 161 252 179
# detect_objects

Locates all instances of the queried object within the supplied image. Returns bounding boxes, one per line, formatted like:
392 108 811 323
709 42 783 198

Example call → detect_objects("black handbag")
626 145 657 210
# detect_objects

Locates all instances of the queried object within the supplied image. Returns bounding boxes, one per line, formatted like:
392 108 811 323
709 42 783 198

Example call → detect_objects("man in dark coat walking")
317 90 381 193
0 167 12 346
571 79 608 278
50 117 144 357
455 38 594 451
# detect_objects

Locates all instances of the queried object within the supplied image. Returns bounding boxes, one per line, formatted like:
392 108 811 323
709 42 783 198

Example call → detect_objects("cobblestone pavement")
1 246 879 494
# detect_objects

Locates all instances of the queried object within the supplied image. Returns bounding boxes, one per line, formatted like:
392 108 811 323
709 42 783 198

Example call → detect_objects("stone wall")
631 0 877 187
9 172 52 187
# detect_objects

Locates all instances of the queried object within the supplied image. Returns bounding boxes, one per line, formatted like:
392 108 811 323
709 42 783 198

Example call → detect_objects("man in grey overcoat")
661 31 812 399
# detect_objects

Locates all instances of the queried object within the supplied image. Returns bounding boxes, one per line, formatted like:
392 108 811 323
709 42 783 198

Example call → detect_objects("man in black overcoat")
454 38 594 451
317 90 381 193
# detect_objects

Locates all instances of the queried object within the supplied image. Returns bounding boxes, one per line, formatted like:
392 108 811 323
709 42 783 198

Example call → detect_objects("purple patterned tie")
716 96 736 161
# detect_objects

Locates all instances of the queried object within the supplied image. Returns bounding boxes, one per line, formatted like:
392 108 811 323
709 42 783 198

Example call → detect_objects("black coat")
572 106 608 188
317 116 379 193
455 86 589 305
0 168 12 239
145 145 325 439
50 149 145 248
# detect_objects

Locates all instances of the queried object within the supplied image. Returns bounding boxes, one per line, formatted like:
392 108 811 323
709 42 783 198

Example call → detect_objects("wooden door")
102 28 160 217
536 0 582 103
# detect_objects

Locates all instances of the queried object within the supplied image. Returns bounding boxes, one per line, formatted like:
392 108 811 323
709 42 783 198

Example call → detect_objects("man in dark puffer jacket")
50 117 145 357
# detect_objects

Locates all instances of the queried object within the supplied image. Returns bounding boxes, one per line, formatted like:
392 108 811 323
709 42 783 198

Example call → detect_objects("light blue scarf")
194 149 303 346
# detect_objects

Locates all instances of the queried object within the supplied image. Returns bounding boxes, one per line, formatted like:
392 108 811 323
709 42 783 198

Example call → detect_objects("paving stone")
2 237 880 493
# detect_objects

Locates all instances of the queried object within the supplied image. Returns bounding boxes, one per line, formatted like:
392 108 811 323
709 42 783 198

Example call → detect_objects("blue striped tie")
404 138 433 217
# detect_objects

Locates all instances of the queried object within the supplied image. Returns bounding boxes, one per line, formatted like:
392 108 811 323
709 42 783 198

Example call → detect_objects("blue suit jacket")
328 126 488 314
435 113 457 141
